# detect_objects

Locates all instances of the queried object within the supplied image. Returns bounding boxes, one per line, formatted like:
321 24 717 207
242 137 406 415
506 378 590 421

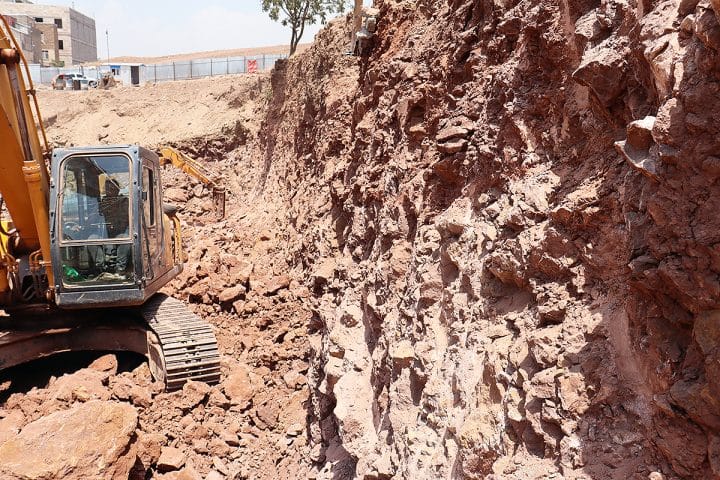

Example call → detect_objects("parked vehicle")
51 73 98 90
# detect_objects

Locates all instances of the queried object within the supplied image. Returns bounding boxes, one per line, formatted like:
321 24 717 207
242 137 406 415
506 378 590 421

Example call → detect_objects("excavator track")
141 294 221 391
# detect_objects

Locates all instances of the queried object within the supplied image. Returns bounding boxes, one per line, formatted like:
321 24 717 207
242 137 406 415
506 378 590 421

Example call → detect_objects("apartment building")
2 14 42 64
0 1 96 65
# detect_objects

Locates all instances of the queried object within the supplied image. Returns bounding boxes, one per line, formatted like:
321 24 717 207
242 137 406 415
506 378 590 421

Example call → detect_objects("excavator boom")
0 18 55 300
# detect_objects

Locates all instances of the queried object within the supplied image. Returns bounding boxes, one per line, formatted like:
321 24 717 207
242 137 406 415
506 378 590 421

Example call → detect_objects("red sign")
247 59 258 74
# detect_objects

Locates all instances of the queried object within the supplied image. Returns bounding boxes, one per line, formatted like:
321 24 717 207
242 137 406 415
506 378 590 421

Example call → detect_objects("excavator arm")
158 147 226 219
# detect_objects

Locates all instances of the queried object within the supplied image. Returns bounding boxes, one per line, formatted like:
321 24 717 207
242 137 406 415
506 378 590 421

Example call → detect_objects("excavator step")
141 294 221 391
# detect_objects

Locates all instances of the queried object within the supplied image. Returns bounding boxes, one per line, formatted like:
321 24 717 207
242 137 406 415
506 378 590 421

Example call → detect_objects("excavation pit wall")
251 0 720 478
6 0 720 478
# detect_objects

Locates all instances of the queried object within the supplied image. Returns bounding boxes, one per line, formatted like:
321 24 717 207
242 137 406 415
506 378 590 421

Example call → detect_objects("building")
0 1 96 65
2 14 42 64
35 20 59 65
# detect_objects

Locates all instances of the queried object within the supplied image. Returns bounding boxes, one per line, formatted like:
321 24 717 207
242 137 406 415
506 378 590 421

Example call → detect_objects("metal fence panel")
30 52 287 85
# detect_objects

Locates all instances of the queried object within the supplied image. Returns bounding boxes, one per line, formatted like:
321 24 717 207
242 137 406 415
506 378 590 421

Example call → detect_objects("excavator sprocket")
141 294 221 391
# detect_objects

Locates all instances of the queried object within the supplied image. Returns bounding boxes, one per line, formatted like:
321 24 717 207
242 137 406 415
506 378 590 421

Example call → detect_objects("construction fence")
28 53 287 86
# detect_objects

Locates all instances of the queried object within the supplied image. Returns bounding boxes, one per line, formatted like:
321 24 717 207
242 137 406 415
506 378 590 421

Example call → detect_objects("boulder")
88 353 119 378
436 125 469 142
625 116 656 151
219 284 245 303
437 138 468 154
265 275 291 295
615 139 660 180
223 363 255 408
255 398 280 429
312 259 337 287
157 446 186 472
0 410 25 445
137 432 166 469
556 372 591 416
50 368 111 402
164 187 189 203
0 401 138 480
228 260 254 285
178 381 211 410
572 45 628 106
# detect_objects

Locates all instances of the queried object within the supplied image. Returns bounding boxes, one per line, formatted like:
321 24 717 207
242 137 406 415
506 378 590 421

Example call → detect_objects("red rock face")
1 0 717 478
251 0 720 478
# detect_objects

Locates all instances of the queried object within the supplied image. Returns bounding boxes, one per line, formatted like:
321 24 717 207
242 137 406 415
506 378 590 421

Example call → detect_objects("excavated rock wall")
254 0 720 478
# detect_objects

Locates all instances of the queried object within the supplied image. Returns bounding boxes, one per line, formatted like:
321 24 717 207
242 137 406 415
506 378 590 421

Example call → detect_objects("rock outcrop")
0 401 138 480
248 0 720 477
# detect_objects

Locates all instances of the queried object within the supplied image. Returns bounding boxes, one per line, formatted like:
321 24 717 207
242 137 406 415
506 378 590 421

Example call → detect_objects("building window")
35 17 43 23
54 18 62 29
58 40 64 50
42 50 48 60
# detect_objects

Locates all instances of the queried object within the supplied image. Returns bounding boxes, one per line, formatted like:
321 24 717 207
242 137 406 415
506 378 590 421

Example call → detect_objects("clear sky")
47 0 372 58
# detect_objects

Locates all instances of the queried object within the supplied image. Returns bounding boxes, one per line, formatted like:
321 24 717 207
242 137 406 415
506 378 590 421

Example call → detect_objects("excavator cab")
49 145 181 309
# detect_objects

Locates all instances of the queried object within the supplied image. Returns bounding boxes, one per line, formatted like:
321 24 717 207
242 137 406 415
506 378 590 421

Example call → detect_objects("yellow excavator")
0 17 222 390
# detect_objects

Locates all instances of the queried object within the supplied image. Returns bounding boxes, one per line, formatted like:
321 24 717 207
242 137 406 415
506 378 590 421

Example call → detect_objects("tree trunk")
290 27 298 56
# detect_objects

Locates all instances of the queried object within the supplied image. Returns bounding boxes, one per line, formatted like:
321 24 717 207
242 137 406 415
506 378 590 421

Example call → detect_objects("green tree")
262 0 347 56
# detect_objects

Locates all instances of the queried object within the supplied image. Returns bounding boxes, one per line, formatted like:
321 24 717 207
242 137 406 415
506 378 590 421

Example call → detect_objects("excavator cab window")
58 154 134 286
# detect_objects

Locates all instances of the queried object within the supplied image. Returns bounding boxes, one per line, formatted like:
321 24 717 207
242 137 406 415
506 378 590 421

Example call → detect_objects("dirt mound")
38 75 267 151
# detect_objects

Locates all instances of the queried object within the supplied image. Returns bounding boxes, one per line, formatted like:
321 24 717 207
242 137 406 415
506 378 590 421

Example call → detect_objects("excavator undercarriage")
0 295 221 390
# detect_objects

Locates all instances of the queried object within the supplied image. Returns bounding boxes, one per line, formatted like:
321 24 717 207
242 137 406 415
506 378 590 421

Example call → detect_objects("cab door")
141 158 161 283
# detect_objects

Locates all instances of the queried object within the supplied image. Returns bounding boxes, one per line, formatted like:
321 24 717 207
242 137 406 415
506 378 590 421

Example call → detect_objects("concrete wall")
141 55 285 84
29 54 287 86
68 9 95 64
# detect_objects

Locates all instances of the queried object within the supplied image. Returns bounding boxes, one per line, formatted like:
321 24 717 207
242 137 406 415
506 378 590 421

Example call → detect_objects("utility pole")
105 29 110 71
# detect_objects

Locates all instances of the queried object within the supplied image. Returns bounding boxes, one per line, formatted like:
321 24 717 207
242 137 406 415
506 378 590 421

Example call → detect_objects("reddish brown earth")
1 0 719 479
245 0 720 478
